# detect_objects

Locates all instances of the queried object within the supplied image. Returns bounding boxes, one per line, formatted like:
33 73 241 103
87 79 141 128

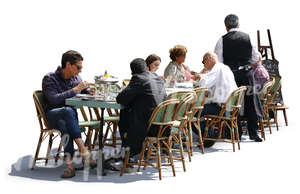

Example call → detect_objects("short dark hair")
61 50 83 69
145 54 161 68
224 14 239 30
130 58 146 74
169 45 187 61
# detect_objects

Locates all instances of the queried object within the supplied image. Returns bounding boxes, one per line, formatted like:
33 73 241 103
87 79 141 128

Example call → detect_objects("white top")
214 28 260 64
197 62 238 104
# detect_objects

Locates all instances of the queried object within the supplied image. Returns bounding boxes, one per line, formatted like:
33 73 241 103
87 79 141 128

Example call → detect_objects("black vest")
222 31 252 70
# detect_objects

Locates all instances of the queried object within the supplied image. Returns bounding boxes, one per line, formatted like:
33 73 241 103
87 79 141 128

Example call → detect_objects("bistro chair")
121 99 180 180
167 90 194 101
32 90 63 169
203 86 247 152
168 91 196 159
32 91 99 169
267 75 286 131
189 87 208 154
170 93 196 165
78 107 101 151
258 80 274 140
90 107 120 149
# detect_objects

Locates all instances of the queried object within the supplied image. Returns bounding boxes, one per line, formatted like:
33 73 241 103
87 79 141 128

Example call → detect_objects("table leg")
97 107 106 177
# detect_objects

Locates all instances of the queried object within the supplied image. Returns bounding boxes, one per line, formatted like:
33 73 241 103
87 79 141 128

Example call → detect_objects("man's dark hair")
61 50 84 69
130 58 146 74
224 14 239 30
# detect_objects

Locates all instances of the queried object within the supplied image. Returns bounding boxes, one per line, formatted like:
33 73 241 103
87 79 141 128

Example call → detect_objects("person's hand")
200 68 208 74
87 87 96 95
73 81 89 93
194 73 204 80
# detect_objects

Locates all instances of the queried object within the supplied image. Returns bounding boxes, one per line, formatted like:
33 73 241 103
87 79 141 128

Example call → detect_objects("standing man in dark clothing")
214 14 263 142
116 58 167 159
42 50 96 178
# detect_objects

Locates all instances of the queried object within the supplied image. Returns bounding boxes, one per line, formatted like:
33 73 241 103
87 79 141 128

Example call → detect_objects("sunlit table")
165 81 195 95
66 97 123 177
165 87 194 95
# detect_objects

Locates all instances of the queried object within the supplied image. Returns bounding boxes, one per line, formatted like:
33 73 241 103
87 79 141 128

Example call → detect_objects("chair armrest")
192 106 204 111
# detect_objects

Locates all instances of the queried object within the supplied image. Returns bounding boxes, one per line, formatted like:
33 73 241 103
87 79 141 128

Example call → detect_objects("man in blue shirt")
42 50 95 178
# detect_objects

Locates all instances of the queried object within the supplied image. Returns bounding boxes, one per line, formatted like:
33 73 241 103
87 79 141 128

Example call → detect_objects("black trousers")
119 109 170 157
234 69 259 138
240 94 259 138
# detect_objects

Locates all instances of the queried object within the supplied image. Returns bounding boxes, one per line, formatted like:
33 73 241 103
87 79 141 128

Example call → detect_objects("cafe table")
65 96 123 177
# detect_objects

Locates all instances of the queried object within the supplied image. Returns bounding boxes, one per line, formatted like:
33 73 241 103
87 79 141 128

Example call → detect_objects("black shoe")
203 140 216 148
128 157 138 164
249 136 263 142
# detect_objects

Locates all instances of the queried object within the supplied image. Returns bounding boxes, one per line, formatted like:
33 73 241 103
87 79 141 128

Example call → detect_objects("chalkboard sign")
262 59 280 76
261 59 283 104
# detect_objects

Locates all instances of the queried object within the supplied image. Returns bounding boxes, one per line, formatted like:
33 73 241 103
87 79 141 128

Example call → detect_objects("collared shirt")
42 66 86 112
214 28 260 64
197 62 238 104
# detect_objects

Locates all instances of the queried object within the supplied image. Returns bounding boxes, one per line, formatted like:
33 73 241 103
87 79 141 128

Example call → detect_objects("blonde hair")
169 45 187 61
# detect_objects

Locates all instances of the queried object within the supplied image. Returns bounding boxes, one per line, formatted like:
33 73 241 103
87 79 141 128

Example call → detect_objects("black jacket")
116 71 167 156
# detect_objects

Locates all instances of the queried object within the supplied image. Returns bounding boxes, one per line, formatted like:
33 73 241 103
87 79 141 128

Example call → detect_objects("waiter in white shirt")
194 52 237 147
214 14 263 142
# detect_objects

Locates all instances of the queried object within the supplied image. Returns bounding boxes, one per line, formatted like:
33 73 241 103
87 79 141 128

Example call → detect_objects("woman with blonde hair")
164 45 197 82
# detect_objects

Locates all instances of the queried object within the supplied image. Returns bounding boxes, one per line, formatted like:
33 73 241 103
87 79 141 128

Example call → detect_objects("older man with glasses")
193 52 237 147
42 50 96 178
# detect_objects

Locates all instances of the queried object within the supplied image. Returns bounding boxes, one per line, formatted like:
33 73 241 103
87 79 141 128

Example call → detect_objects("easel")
257 29 288 126
257 29 276 60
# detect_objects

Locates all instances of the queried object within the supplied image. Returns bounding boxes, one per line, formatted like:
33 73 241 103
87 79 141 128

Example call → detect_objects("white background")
1 0 299 193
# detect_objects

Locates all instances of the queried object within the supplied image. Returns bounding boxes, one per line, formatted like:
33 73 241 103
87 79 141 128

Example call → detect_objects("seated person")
145 54 161 73
164 45 199 82
252 53 270 92
193 52 238 145
42 50 96 178
116 58 167 160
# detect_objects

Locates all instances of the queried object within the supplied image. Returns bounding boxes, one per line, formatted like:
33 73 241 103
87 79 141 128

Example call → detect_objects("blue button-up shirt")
42 66 87 112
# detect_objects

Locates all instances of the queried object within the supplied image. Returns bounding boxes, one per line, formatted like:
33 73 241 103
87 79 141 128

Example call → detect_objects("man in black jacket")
117 58 167 158
214 14 263 142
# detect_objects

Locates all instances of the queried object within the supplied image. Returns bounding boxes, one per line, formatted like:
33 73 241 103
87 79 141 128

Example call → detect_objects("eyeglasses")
74 64 82 70
202 58 208 65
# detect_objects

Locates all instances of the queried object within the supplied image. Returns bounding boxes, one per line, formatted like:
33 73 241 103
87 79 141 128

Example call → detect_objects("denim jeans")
46 107 81 158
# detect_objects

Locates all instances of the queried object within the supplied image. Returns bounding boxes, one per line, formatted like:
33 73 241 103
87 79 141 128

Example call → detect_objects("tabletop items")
93 71 119 101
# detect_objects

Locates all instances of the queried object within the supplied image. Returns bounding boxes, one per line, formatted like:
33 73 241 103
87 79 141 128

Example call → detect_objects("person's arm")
42 75 77 106
214 38 223 63
183 66 194 80
199 68 218 88
249 36 261 66
164 62 176 78
116 76 142 106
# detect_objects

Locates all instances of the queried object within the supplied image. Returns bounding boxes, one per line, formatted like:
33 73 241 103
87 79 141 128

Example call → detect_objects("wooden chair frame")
258 80 274 140
189 87 208 154
32 91 63 169
203 86 247 152
121 99 179 180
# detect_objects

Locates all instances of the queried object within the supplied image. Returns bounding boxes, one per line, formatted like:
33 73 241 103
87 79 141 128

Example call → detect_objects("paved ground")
4 113 299 194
